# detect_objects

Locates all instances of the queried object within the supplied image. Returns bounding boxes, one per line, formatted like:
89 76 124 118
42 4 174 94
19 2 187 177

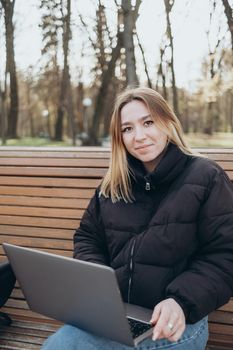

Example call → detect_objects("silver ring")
168 322 174 331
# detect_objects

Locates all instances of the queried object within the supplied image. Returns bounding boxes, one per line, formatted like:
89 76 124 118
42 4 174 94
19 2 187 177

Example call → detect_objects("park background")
0 0 232 147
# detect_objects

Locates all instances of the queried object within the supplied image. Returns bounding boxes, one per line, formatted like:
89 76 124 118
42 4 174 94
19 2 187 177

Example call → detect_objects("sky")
0 0 232 90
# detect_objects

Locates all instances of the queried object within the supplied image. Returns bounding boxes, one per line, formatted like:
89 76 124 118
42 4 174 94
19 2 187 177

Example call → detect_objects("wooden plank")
219 299 233 312
0 206 83 219
0 235 72 250
0 186 95 198
0 339 41 349
0 215 79 229
0 145 110 154
10 319 59 332
0 306 56 322
0 247 72 257
209 323 233 335
216 161 233 170
0 166 106 177
0 176 100 188
209 310 233 325
208 332 233 345
0 196 89 209
0 157 109 167
0 225 73 239
207 153 233 161
2 168 230 180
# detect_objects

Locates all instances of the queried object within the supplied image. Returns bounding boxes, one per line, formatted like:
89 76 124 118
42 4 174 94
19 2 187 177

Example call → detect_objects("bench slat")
0 158 109 167
0 225 73 239
0 196 89 209
0 167 106 177
0 186 95 198
0 215 79 229
0 176 100 188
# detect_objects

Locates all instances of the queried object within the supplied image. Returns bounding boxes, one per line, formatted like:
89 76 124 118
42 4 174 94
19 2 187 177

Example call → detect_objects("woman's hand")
150 298 186 342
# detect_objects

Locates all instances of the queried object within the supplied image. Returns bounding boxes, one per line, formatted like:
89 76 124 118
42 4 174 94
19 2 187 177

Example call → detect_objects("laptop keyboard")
127 318 153 339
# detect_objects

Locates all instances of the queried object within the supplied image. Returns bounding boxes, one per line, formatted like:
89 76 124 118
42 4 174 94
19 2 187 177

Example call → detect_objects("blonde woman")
42 87 233 350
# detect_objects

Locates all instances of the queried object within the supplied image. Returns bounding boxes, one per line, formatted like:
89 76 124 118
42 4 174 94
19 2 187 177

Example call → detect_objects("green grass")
184 133 233 148
1 133 233 148
1 137 73 147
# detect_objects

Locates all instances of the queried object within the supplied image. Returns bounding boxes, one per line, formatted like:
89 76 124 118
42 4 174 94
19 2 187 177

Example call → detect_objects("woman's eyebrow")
121 114 151 126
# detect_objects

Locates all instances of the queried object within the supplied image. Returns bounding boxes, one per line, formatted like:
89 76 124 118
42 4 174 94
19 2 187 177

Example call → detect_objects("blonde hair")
100 87 201 202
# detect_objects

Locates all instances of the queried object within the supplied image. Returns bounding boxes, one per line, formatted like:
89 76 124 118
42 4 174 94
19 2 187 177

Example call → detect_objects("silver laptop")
3 243 153 347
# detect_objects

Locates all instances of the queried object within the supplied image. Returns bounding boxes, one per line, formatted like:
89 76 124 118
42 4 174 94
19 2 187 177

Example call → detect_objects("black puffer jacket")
73 144 233 324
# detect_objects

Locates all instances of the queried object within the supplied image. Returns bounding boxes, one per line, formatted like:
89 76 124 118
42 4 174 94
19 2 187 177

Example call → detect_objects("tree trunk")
157 47 167 99
54 0 75 142
0 90 7 145
122 0 139 86
135 31 152 88
164 0 179 117
87 33 123 145
230 93 233 132
222 0 233 51
1 0 18 138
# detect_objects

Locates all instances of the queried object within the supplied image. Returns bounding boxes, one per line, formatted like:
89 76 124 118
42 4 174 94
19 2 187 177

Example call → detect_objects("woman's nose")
135 127 146 141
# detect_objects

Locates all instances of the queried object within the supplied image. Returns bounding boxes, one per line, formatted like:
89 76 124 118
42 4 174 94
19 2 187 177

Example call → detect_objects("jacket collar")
127 143 190 190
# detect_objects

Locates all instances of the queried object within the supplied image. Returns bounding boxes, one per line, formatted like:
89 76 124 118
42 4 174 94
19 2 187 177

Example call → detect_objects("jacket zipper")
127 238 136 303
144 175 151 191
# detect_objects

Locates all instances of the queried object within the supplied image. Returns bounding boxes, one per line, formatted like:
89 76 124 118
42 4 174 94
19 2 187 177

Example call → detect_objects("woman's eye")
144 120 154 127
121 126 132 133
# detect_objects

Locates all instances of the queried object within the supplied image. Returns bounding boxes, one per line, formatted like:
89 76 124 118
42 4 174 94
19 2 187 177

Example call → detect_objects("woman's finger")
152 308 170 340
150 303 161 325
168 322 186 342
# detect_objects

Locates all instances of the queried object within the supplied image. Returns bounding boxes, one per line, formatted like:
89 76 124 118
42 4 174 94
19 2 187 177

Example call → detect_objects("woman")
42 87 233 349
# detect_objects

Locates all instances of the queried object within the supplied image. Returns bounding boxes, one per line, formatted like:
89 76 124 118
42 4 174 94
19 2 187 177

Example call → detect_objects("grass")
0 133 233 148
184 133 233 148
1 137 74 147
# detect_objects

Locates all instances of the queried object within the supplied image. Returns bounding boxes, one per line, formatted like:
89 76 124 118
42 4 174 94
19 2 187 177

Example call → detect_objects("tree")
40 0 76 143
55 0 76 143
156 42 169 100
0 0 18 138
87 0 142 145
163 0 179 118
40 0 61 139
122 0 139 86
222 0 233 51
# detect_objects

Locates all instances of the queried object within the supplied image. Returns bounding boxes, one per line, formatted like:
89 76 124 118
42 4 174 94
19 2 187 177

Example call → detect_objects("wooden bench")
0 146 232 350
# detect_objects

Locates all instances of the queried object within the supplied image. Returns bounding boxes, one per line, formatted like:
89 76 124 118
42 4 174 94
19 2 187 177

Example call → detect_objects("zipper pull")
145 182 151 191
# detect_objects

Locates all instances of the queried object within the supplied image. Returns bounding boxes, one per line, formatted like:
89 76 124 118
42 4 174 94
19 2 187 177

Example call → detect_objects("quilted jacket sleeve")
166 168 233 323
73 189 109 265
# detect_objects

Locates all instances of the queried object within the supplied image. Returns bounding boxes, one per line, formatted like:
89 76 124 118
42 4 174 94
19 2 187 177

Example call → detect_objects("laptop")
3 243 153 347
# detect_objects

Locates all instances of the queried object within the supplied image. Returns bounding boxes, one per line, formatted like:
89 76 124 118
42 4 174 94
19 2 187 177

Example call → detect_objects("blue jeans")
41 317 208 350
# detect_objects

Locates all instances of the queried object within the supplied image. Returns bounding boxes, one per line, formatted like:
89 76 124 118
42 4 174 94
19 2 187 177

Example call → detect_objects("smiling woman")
41 87 233 350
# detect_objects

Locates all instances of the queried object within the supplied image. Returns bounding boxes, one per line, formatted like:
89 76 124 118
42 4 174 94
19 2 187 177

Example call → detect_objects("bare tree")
156 42 169 100
204 4 226 134
55 0 76 144
121 0 139 86
0 0 18 138
163 0 179 117
40 0 61 139
222 0 233 51
135 31 152 88
89 31 123 145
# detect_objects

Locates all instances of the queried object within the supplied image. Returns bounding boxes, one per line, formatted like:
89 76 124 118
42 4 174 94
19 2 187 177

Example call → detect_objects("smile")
135 144 153 150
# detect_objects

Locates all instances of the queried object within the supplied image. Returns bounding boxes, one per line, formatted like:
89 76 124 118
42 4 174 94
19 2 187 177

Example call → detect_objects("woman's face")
120 100 168 172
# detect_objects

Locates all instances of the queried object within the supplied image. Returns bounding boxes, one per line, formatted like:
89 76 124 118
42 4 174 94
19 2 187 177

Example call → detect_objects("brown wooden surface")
0 146 233 349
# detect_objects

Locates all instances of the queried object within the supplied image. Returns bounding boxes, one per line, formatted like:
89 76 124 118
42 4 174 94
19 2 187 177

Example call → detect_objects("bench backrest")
0 147 233 326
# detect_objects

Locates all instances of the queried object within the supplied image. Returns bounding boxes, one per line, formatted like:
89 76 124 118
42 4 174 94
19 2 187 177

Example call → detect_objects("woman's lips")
135 144 153 150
